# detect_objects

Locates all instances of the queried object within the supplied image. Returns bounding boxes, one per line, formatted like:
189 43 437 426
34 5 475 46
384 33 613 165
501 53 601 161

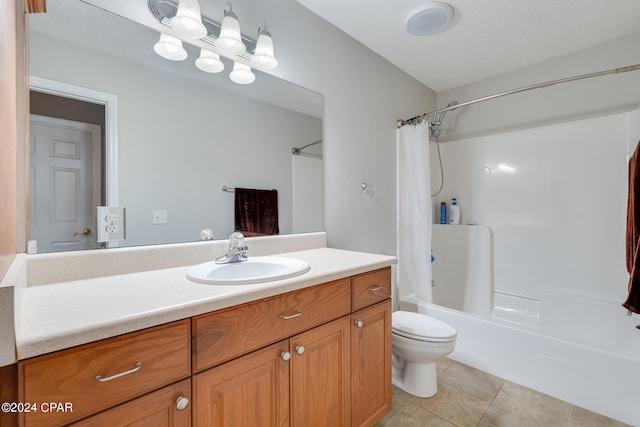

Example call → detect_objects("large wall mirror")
28 0 323 253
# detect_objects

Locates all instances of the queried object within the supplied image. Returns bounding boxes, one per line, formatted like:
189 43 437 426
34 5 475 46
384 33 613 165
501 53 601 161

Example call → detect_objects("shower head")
447 100 459 109
434 100 459 123
430 100 458 141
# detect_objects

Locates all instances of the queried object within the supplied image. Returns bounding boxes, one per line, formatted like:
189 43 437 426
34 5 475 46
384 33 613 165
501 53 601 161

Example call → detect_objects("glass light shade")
170 0 207 39
250 24 278 69
195 49 224 73
229 62 255 84
153 33 188 61
217 3 246 55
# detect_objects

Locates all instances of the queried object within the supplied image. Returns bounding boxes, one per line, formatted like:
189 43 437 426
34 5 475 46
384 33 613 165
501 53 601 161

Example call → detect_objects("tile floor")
377 358 632 427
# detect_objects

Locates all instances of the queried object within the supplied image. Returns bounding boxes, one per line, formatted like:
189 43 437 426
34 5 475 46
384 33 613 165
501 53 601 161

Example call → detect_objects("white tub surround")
401 223 640 426
431 224 492 318
11 232 397 360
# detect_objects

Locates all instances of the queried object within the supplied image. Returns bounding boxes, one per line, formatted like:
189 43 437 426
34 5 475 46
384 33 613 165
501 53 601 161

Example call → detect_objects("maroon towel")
624 141 640 314
234 188 279 236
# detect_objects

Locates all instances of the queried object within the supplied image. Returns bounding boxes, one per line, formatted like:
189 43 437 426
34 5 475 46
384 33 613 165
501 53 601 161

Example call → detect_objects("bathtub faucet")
215 232 248 264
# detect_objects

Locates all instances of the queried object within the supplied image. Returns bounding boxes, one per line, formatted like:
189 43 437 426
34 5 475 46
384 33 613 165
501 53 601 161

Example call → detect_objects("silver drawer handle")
280 311 302 320
354 320 364 328
95 362 142 383
368 285 383 292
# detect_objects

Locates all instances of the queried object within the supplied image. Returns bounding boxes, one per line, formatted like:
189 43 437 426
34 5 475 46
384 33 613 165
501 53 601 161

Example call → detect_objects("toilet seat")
392 311 456 343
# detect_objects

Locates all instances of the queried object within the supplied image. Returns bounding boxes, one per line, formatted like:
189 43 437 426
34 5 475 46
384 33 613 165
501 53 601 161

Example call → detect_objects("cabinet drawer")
69 378 191 427
193 278 351 372
19 320 190 426
351 267 391 311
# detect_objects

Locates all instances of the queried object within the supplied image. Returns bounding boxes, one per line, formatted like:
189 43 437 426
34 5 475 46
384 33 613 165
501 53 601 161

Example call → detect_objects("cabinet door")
192 340 290 427
351 300 392 427
291 316 351 427
69 378 191 426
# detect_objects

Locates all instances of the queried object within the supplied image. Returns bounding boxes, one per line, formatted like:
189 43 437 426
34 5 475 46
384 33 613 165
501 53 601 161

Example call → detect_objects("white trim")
29 76 118 206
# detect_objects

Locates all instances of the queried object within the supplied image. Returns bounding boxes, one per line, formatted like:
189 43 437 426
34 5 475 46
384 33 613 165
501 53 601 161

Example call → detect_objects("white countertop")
15 247 396 360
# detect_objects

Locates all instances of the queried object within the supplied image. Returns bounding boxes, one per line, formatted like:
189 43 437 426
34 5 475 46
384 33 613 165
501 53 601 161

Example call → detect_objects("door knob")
281 351 291 362
74 228 92 236
295 345 305 355
354 320 364 328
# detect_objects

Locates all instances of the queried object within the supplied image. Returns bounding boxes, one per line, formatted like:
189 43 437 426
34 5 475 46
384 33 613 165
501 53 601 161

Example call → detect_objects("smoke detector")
405 2 454 36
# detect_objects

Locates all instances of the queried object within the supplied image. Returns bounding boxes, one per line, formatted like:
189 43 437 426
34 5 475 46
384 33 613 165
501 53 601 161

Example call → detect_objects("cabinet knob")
281 351 291 362
295 345 305 355
176 396 189 411
355 320 364 328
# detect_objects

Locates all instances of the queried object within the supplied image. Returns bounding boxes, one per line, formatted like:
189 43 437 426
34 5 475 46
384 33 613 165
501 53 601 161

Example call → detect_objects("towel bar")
222 185 277 193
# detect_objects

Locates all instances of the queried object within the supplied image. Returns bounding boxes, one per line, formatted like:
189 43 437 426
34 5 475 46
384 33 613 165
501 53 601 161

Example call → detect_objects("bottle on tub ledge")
449 198 461 224
440 201 447 224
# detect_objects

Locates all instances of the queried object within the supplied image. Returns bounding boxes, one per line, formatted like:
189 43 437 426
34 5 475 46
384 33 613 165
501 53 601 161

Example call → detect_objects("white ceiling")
295 0 640 92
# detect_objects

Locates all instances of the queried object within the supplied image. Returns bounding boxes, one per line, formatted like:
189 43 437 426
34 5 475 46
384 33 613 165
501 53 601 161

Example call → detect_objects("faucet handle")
215 233 248 264
229 232 245 248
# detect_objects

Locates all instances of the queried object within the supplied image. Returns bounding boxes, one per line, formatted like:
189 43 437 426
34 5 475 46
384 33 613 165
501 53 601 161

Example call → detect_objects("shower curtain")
397 121 432 302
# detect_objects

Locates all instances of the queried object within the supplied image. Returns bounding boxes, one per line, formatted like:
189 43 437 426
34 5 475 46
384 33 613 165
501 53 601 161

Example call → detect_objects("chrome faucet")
215 232 248 264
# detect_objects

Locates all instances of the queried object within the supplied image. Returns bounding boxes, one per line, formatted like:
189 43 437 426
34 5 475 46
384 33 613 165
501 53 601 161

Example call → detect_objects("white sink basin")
186 256 310 285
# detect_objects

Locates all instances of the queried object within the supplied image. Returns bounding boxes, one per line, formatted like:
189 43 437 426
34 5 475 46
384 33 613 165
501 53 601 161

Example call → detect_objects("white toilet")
391 311 457 398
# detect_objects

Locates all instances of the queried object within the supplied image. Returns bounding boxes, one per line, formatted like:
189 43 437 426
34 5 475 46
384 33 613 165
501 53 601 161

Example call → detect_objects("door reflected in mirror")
28 0 323 253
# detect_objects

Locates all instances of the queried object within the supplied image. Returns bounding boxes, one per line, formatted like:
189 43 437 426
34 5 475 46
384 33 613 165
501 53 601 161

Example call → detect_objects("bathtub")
398 225 640 426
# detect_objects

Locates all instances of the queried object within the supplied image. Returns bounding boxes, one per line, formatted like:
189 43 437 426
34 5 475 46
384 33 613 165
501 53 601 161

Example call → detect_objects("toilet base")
392 360 438 398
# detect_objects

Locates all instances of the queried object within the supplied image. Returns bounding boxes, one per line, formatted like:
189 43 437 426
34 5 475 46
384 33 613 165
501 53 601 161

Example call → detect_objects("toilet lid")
392 311 456 342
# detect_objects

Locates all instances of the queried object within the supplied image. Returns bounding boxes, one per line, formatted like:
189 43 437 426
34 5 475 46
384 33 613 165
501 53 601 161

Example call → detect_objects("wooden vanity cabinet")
17 267 392 427
193 316 351 427
193 267 391 427
192 279 353 427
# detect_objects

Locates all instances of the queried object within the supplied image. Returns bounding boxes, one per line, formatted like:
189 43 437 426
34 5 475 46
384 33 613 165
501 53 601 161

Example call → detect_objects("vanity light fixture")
217 3 246 55
250 22 278 70
195 48 224 73
171 0 207 39
149 0 279 84
153 33 188 61
229 61 255 84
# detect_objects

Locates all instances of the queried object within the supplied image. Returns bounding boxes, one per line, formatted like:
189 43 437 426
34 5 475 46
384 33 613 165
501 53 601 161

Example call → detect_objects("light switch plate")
97 206 126 242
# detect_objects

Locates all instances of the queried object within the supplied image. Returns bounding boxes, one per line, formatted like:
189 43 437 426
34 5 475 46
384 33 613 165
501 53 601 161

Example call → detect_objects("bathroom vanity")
8 234 395 426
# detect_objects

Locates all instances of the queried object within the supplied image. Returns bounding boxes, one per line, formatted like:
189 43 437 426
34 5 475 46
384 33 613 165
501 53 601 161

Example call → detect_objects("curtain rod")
397 63 640 128
292 140 322 155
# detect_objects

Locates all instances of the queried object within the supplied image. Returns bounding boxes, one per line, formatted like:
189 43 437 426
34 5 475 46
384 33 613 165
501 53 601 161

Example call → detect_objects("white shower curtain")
397 121 432 302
